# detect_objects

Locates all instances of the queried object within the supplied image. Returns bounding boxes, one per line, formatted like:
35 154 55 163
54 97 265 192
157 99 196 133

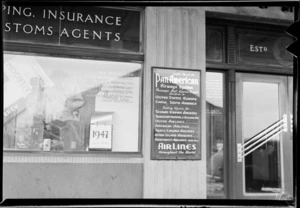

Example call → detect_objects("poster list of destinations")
152 67 201 160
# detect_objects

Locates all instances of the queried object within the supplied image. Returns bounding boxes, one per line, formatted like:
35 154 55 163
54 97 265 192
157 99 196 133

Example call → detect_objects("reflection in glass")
3 54 142 152
243 82 281 193
206 72 225 197
206 27 224 63
206 27 224 62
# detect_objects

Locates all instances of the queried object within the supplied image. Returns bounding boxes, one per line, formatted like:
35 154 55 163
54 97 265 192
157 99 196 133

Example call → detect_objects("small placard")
89 124 112 150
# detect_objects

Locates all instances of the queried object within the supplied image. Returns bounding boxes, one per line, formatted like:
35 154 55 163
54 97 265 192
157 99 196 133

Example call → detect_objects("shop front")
205 13 294 199
3 5 144 198
2 4 296 201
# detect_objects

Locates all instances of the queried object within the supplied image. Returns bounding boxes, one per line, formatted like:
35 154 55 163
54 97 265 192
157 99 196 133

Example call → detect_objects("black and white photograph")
2 1 299 207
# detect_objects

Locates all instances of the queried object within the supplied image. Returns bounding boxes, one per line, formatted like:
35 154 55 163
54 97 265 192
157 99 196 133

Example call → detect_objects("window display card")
89 124 112 150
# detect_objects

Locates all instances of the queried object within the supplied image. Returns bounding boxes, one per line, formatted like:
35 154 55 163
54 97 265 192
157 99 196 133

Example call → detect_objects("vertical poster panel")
151 67 201 160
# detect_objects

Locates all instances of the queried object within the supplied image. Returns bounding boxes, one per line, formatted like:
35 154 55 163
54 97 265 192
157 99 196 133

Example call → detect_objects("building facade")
2 4 296 201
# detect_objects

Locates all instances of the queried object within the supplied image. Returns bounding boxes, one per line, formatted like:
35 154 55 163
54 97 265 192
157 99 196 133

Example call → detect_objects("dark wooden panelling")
227 26 236 64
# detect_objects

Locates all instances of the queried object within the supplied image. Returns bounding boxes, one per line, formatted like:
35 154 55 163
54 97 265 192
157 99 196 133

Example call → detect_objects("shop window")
206 26 225 63
4 54 142 152
206 72 225 198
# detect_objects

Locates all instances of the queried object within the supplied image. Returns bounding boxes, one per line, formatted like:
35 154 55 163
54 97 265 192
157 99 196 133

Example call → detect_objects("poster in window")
89 124 112 150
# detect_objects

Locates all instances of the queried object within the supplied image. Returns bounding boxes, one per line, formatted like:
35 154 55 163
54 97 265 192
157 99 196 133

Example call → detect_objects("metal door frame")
232 73 293 200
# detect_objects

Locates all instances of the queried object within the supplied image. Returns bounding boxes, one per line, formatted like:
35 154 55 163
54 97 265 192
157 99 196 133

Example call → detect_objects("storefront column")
143 7 207 198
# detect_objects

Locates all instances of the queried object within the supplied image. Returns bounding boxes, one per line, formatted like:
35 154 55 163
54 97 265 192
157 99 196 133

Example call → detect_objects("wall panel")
3 163 143 198
144 7 206 199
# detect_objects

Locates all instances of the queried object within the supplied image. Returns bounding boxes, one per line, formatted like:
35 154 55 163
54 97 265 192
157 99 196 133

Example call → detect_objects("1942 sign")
151 67 201 160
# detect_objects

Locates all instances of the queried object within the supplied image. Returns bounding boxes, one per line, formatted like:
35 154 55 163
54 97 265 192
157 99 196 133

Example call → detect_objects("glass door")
234 73 293 200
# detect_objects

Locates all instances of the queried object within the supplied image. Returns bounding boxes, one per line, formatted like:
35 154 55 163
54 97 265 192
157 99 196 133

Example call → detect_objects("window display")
3 54 142 152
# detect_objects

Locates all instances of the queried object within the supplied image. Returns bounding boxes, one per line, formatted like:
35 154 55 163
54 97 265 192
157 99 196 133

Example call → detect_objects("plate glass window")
206 72 225 197
3 54 142 152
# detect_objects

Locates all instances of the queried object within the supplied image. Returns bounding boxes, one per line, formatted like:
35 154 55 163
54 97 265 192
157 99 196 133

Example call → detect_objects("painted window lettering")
249 44 268 52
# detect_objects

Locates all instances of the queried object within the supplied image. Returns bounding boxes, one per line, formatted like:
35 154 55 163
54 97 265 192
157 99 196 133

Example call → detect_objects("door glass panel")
206 72 225 197
243 82 281 193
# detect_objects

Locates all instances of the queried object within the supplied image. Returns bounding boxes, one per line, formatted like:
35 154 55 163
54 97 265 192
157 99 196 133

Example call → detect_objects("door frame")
232 73 293 199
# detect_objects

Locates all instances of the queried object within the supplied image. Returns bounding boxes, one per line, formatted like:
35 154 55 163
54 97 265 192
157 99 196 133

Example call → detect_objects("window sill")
3 150 144 164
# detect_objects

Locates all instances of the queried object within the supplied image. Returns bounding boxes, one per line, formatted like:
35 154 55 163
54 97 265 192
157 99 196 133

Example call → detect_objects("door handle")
283 114 288 132
290 114 293 133
237 143 242 162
